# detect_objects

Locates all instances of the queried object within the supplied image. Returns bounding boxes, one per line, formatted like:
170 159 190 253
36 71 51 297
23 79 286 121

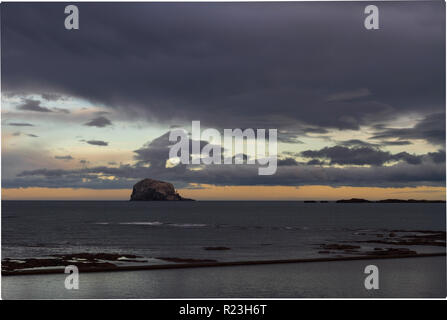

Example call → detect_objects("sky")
1 2 445 200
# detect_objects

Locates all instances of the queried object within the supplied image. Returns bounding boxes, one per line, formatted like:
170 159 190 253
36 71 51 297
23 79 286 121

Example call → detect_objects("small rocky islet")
129 178 194 201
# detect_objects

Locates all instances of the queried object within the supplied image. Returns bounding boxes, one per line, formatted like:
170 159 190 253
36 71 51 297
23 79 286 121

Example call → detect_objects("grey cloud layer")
1 3 445 190
6 131 445 190
16 98 70 114
8 122 34 127
2 2 444 133
84 116 112 128
86 140 108 146
301 146 445 166
17 99 52 112
370 113 445 146
7 157 445 190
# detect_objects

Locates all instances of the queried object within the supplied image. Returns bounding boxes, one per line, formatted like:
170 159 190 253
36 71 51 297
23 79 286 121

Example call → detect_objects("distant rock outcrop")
130 178 194 201
376 199 445 203
336 198 445 203
336 198 372 203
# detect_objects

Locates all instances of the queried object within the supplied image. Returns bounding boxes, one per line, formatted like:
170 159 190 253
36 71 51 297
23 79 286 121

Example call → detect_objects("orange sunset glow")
3 185 445 201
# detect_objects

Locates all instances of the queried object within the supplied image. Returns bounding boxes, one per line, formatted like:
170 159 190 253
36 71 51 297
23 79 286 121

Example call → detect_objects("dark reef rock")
336 198 445 203
336 198 372 203
357 230 446 247
376 199 445 203
130 178 194 201
2 253 147 273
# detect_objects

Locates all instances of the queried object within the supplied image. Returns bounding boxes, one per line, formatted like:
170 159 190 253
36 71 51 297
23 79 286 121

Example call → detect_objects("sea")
2 201 446 298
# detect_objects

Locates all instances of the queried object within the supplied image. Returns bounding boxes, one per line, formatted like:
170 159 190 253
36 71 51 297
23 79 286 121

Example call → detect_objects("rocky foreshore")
317 229 445 257
3 229 445 276
2 253 147 274
3 252 445 276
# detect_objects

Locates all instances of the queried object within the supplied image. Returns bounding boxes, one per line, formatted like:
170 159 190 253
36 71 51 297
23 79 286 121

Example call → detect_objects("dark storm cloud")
278 158 300 166
300 145 429 166
84 116 112 127
1 2 444 131
370 113 446 146
17 99 52 112
428 150 446 164
86 140 108 146
2 3 445 191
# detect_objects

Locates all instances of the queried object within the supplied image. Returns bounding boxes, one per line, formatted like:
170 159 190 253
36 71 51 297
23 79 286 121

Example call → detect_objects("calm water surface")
2 201 445 261
2 201 445 298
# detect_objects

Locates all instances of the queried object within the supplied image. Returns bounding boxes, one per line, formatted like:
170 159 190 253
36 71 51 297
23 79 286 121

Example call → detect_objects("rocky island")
130 178 194 201
336 198 445 203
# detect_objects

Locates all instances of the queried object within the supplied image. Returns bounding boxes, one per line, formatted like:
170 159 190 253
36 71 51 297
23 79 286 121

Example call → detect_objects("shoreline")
3 252 445 276
2 199 446 202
